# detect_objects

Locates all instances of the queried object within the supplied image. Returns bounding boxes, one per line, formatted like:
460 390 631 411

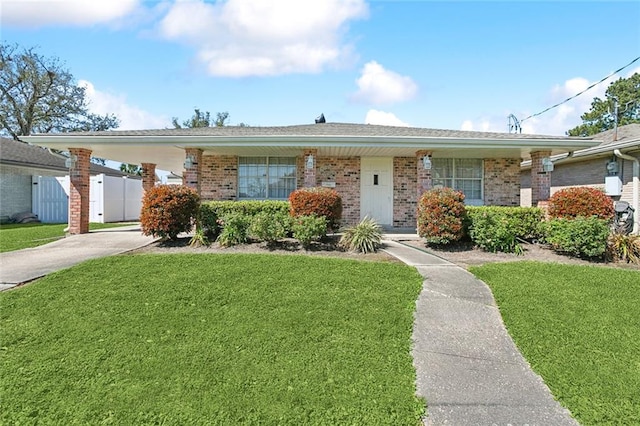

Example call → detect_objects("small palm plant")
339 217 383 253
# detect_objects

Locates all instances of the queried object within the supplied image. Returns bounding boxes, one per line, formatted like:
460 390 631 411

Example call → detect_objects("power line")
519 56 640 124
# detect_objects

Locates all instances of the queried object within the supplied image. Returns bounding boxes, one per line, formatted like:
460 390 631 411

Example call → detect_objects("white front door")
360 157 393 226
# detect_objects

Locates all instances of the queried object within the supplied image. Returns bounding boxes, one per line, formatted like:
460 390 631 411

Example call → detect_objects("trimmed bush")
339 217 383 253
544 217 610 258
216 213 251 247
292 215 327 248
140 185 199 240
204 200 290 218
289 187 342 231
200 200 289 241
417 187 466 245
466 206 545 253
548 187 614 220
248 211 291 245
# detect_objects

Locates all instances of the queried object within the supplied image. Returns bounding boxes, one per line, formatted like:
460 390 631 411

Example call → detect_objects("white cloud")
79 80 169 130
364 109 410 127
158 0 368 77
352 61 417 105
460 70 630 136
1 0 141 27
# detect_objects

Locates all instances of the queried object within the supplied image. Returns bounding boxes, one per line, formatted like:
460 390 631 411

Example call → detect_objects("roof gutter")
614 149 639 234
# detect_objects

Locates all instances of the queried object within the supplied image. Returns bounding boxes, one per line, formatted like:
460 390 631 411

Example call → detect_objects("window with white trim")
238 157 297 199
432 158 483 205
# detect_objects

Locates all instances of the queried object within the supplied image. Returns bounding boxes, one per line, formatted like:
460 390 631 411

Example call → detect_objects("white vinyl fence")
32 174 143 223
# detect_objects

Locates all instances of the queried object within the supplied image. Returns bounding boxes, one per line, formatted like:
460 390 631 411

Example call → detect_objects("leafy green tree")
0 42 119 140
172 109 230 128
568 73 640 136
120 163 142 176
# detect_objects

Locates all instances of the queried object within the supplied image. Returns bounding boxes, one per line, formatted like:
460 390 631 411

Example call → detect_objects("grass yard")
0 254 425 425
470 261 640 425
0 222 136 252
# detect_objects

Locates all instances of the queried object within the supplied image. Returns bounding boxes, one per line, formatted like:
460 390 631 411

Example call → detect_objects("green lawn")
0 254 425 425
470 261 640 425
0 222 137 252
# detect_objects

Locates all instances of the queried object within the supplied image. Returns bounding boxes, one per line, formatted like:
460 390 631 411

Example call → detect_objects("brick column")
416 150 433 198
141 163 156 192
68 148 92 235
303 148 317 187
184 148 203 195
531 150 552 206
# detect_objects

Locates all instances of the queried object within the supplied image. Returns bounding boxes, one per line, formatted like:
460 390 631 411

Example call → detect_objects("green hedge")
466 206 545 253
544 217 610 259
199 200 290 237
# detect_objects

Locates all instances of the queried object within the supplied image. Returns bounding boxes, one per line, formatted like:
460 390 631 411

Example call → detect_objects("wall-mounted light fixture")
184 154 196 169
306 154 315 170
422 155 432 170
542 157 554 173
65 154 77 169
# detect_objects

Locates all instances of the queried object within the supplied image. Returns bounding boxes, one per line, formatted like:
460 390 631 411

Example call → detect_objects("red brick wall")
393 157 418 227
415 150 432 198
141 163 156 192
317 157 361 226
303 149 317 187
531 151 551 205
200 155 238 200
184 148 203 194
484 158 521 206
68 148 91 234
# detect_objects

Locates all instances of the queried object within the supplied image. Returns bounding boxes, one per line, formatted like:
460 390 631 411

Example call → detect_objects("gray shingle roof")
50 122 586 141
0 137 139 177
591 123 640 146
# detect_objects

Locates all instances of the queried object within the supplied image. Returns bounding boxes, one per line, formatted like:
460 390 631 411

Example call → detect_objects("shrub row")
417 186 621 259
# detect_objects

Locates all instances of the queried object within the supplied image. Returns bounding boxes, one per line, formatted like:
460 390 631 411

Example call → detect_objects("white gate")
32 176 69 223
89 174 143 223
33 174 142 224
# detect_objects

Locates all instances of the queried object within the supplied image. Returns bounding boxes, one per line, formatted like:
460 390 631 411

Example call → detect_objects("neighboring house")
23 122 598 233
165 172 184 185
520 124 640 231
0 137 142 223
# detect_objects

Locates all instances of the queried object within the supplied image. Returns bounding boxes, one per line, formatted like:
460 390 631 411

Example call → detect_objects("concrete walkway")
0 225 158 291
381 239 578 426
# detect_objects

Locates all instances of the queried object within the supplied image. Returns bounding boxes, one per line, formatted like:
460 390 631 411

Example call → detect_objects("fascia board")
23 134 599 151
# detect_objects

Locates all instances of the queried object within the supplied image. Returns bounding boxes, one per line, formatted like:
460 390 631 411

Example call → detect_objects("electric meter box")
605 176 622 196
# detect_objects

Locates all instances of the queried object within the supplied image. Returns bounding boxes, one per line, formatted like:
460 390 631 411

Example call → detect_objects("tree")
0 42 119 140
568 73 640 136
172 108 230 128
120 163 142 176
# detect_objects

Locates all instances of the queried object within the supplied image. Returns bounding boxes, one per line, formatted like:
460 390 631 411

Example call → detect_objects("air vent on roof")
315 113 326 124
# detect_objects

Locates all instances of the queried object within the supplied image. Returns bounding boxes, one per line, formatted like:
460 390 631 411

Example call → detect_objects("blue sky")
2 0 639 136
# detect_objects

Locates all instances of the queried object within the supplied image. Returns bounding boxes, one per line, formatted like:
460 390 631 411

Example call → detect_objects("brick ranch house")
24 122 598 234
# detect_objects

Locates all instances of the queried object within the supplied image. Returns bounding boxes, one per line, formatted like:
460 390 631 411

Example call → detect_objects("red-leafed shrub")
417 187 466 245
548 187 614 220
140 184 200 240
289 187 342 230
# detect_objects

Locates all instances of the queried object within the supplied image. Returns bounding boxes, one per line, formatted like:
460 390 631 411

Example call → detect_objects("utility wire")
520 56 640 123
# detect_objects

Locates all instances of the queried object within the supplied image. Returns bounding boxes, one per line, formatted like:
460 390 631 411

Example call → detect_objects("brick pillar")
303 148 317 187
184 148 203 195
68 148 92 235
416 150 432 198
531 150 552 206
141 163 156 191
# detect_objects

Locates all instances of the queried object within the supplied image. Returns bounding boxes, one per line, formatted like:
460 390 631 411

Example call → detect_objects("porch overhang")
23 129 599 175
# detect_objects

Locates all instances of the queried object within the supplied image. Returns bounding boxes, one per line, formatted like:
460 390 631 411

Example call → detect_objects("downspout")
614 149 639 234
